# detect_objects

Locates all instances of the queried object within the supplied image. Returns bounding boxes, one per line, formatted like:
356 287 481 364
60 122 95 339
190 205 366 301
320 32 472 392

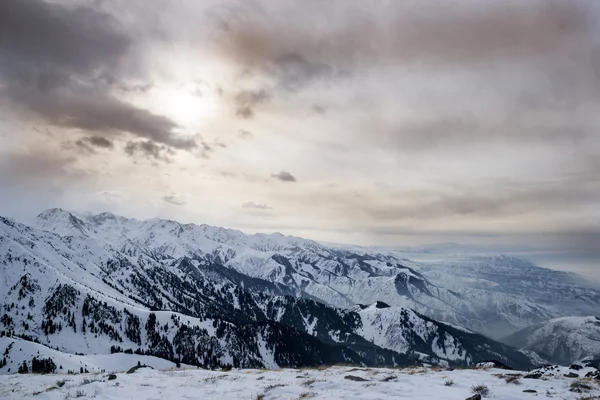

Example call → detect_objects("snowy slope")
0 215 395 368
1 360 599 400
408 253 600 338
501 316 600 365
356 303 533 368
0 212 540 369
29 209 600 340
0 337 181 374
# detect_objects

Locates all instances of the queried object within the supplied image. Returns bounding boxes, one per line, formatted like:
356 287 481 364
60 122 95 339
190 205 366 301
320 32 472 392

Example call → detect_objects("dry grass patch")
264 383 286 392
302 378 325 387
203 375 227 384
471 384 491 398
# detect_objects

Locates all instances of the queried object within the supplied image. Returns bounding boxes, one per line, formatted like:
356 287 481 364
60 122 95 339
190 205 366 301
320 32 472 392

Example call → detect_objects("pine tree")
18 361 28 374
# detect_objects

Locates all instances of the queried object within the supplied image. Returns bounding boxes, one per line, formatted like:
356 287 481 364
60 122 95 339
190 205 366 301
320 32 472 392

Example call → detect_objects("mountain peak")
35 208 89 237
88 211 128 225
36 208 69 220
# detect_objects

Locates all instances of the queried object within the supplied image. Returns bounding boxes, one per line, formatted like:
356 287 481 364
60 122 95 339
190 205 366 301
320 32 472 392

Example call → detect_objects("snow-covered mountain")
355 302 531 367
501 316 600 365
0 209 545 370
32 208 600 340
403 253 600 338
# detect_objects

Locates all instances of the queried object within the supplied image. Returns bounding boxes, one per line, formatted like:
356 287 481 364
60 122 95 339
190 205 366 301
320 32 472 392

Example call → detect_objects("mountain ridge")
0 210 545 370
501 316 600 365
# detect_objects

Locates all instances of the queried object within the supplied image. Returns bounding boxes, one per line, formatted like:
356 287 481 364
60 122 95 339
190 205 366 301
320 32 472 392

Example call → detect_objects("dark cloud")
5 77 196 150
0 0 131 75
271 171 297 182
215 1 592 71
234 89 271 119
74 136 114 153
125 140 175 163
98 74 154 93
86 136 114 149
163 193 186 206
242 201 273 210
273 52 335 89
0 0 196 154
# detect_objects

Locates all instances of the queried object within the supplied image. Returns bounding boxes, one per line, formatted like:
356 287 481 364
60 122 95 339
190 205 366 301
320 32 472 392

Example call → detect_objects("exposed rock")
569 364 582 370
344 375 368 381
522 389 537 393
475 360 514 370
523 373 542 379
569 381 592 393
563 372 579 378
465 395 481 400
126 364 153 374
107 374 117 380
476 360 514 371
584 370 600 380
582 358 600 369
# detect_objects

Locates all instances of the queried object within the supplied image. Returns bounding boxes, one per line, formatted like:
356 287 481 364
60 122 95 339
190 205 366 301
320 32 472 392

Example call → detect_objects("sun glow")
162 86 217 125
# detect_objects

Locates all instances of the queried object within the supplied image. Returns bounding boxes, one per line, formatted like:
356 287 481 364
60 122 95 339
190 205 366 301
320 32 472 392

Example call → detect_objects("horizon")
0 0 598 279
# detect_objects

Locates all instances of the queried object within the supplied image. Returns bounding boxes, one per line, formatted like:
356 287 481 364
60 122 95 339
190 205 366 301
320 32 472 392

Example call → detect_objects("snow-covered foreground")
2 365 599 400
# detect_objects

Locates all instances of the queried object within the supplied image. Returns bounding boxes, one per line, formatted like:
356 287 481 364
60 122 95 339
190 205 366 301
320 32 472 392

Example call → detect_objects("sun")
163 85 217 125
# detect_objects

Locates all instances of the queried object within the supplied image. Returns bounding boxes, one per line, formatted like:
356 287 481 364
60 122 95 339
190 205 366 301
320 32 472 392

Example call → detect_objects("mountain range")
501 316 600 365
2 208 599 370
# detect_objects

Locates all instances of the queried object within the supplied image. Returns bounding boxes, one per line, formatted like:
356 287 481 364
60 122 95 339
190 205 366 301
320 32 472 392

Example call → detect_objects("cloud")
125 141 175 163
214 1 592 71
273 178 599 227
242 201 273 210
0 0 196 155
360 111 590 153
272 52 335 90
207 0 599 155
5 81 196 150
0 150 78 186
86 136 114 149
0 0 131 76
163 193 186 206
74 136 114 153
238 129 253 139
271 170 297 182
311 104 327 114
234 89 271 119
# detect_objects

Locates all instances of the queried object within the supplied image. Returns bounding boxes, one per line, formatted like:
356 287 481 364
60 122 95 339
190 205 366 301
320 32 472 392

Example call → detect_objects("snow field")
1 364 599 400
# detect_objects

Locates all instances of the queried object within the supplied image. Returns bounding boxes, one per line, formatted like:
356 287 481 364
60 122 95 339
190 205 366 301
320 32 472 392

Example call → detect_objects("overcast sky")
1 0 599 263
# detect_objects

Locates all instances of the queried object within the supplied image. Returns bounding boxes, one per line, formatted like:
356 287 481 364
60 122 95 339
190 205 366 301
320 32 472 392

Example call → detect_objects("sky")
1 0 600 267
